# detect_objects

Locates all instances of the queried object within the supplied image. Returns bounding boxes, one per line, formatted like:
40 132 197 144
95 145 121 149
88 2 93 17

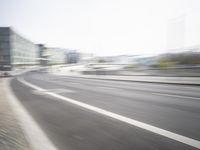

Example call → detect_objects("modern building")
44 47 67 65
66 50 80 64
0 27 81 71
37 44 48 66
79 53 94 63
0 27 39 71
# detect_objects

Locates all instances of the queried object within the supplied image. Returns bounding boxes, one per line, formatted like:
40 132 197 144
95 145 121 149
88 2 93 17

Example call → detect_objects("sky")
0 0 200 56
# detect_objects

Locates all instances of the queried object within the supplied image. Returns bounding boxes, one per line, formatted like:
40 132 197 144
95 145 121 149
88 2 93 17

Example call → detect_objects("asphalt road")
10 72 200 150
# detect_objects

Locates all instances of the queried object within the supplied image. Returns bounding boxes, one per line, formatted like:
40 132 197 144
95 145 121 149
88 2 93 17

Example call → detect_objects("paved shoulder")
0 78 30 150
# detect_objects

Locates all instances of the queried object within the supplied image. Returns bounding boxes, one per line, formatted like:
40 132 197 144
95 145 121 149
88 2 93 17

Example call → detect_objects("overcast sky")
1 0 200 56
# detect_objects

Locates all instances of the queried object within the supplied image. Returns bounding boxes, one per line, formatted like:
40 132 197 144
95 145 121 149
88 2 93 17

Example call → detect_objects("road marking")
6 79 58 150
32 88 75 95
18 77 200 149
97 86 118 90
47 80 83 87
153 93 200 100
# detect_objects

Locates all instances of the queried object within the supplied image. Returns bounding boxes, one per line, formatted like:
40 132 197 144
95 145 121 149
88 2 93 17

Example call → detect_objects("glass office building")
0 27 39 71
44 47 67 65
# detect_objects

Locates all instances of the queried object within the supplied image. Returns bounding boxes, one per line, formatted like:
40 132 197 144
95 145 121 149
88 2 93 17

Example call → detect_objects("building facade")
44 47 67 65
0 27 81 71
0 28 11 70
37 44 48 66
0 27 39 71
66 50 80 64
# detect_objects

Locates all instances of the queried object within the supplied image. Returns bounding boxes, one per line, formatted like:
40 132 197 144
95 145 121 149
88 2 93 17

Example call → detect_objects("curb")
6 78 58 150
0 78 31 150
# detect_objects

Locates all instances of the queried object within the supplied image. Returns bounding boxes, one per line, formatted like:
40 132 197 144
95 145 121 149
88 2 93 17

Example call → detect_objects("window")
0 42 9 48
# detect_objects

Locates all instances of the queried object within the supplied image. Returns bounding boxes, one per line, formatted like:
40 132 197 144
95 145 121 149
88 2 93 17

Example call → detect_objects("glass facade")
0 27 39 70
0 28 11 70
44 48 67 65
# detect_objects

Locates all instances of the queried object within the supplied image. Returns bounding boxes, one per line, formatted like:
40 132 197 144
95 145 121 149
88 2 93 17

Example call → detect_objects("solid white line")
18 77 200 149
153 93 200 100
51 80 82 87
5 79 58 150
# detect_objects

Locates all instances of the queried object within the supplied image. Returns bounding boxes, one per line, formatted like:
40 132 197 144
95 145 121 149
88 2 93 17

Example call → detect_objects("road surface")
10 72 200 150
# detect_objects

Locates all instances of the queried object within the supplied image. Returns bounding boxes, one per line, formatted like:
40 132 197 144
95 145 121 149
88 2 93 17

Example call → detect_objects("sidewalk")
0 78 30 150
